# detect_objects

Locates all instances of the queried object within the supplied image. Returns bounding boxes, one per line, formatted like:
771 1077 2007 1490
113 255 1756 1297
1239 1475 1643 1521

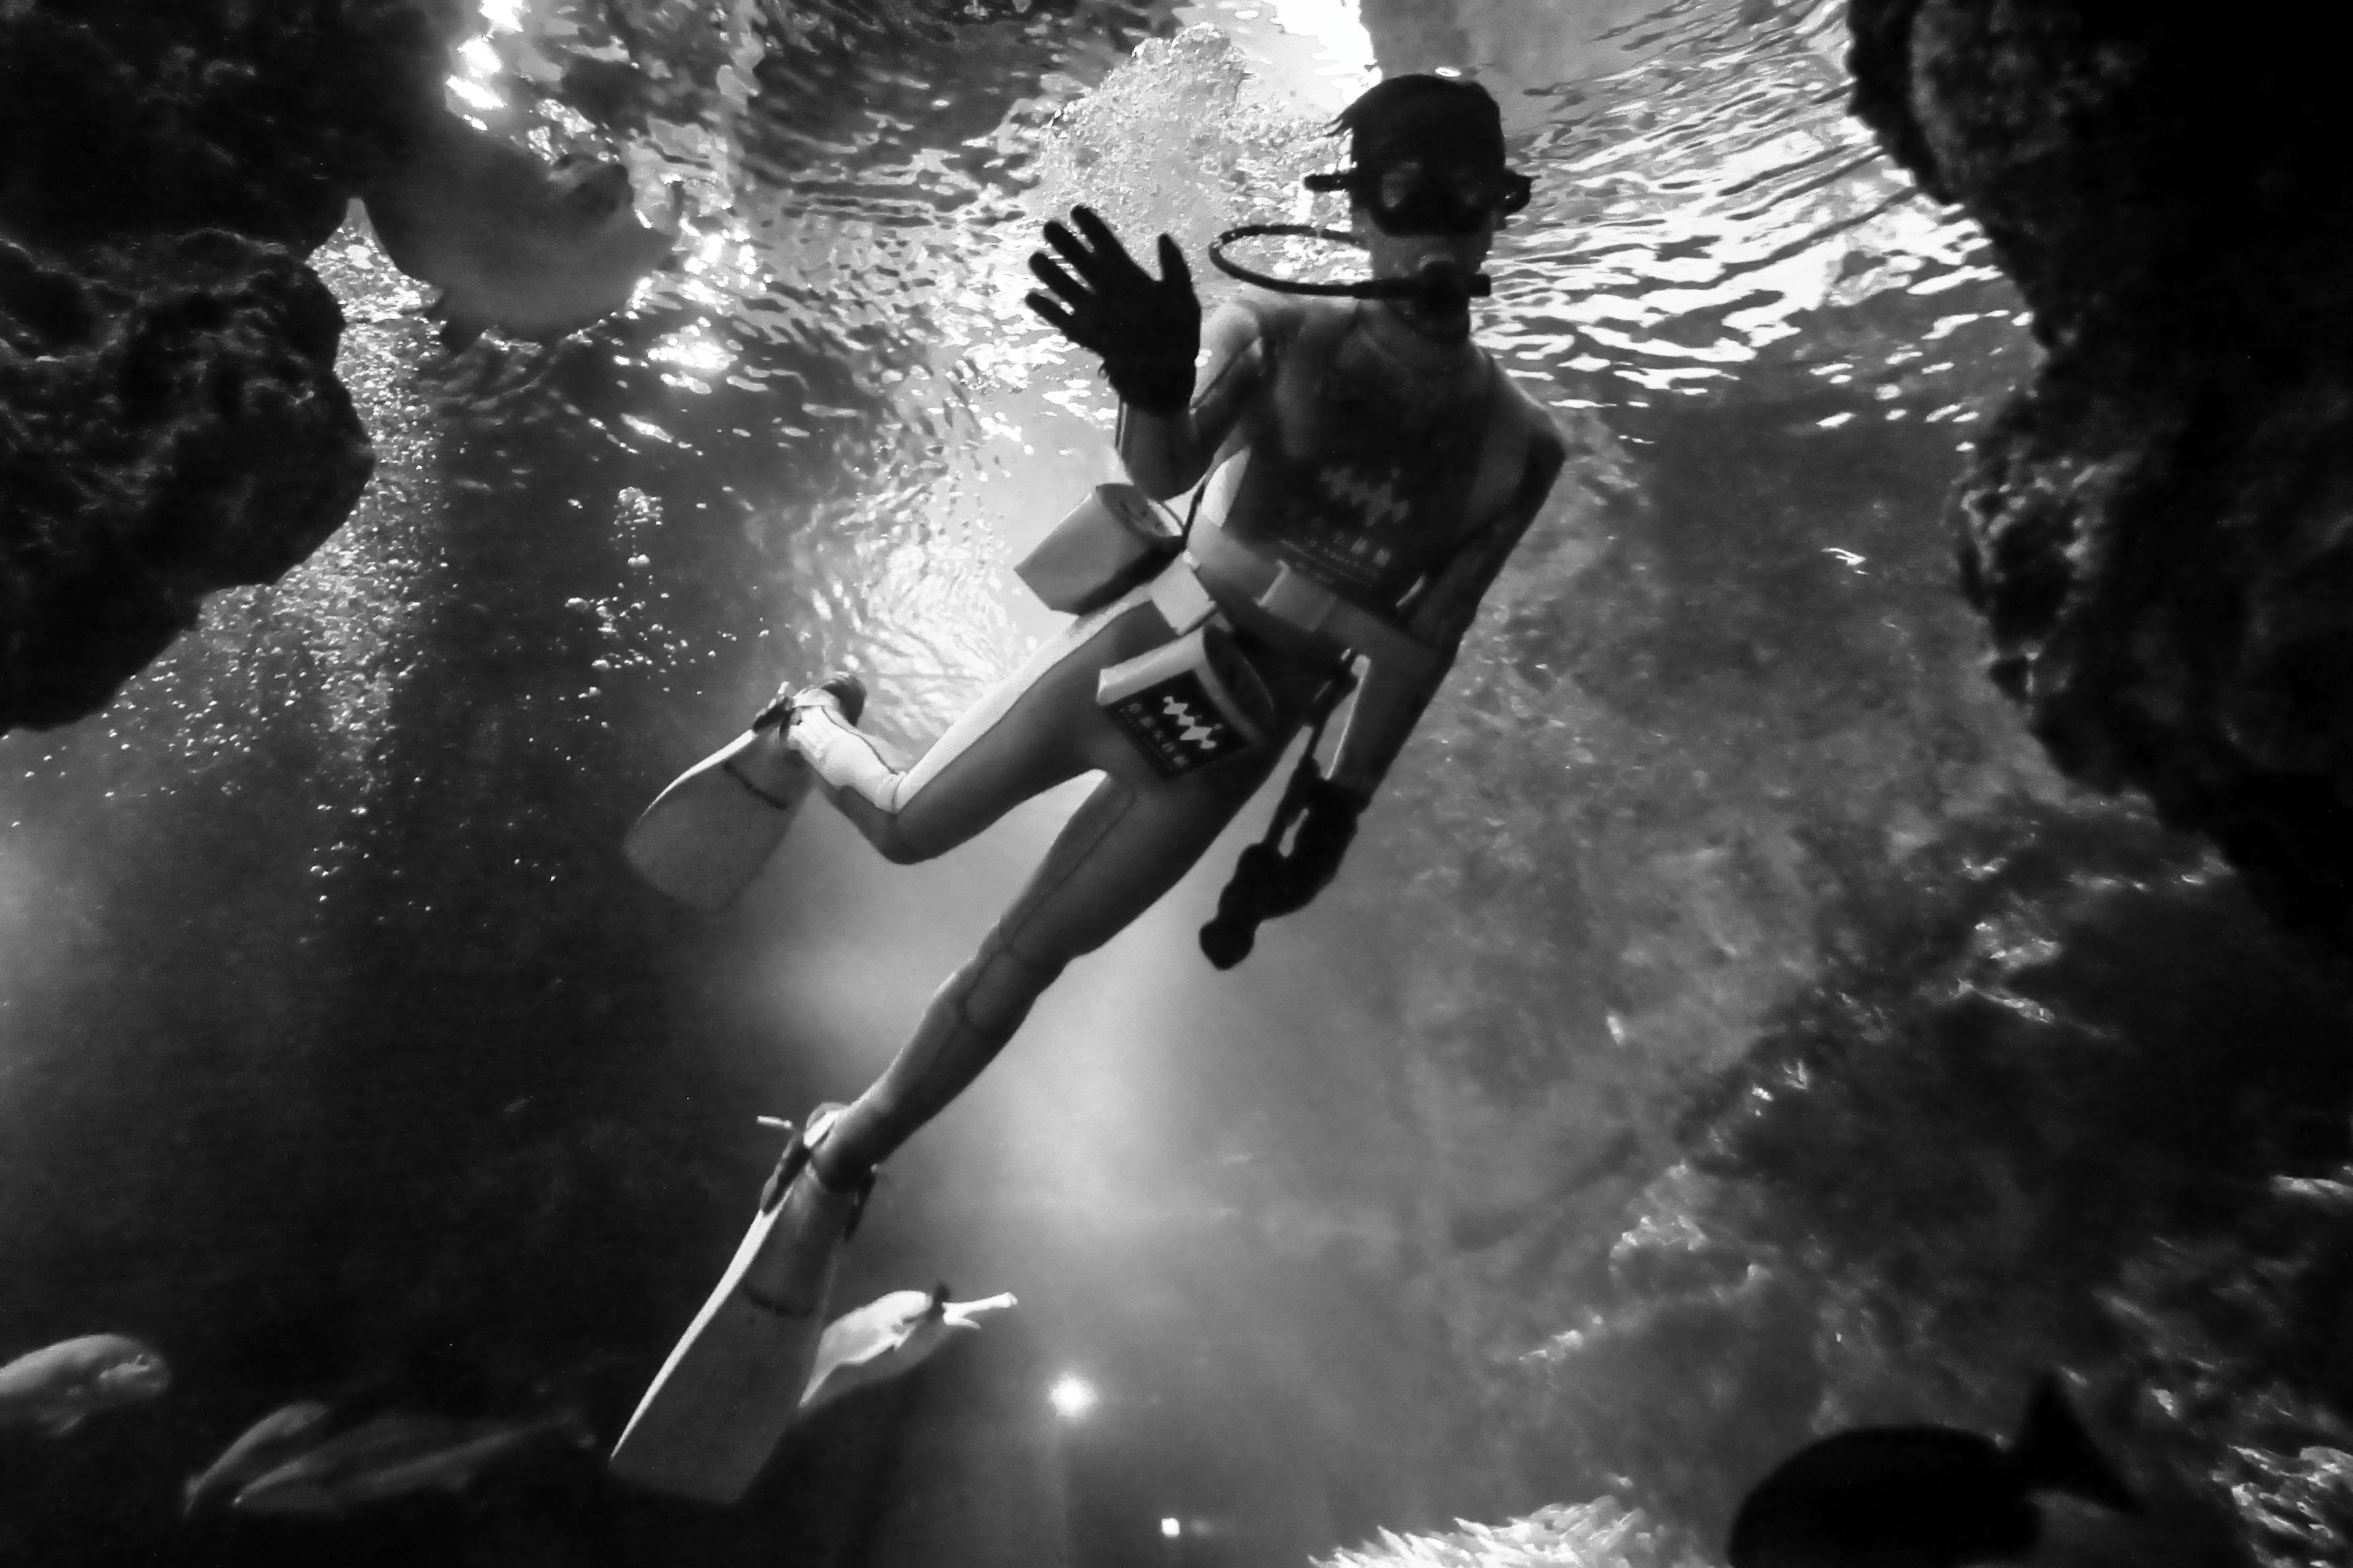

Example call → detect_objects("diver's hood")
1208 224 1491 308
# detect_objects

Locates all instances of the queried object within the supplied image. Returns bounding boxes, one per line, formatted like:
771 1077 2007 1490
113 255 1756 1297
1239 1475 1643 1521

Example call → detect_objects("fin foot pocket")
753 670 866 732
819 673 867 725
757 1104 874 1231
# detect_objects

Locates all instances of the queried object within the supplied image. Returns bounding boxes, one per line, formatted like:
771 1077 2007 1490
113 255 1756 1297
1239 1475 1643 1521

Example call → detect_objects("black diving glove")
1023 205 1200 416
1283 777 1368 897
1199 778 1370 970
1200 843 1289 969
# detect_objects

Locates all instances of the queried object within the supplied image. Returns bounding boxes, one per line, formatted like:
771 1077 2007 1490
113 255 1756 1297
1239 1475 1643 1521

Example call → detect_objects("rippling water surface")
0 2 2056 1563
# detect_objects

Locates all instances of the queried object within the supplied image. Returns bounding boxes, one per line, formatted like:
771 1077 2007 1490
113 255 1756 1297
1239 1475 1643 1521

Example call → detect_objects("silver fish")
0 1333 170 1436
229 1408 593 1516
182 1400 333 1515
798 1284 1017 1417
362 105 676 351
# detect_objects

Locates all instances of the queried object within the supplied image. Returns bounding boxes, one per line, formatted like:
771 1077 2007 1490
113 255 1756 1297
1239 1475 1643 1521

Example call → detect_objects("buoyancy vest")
1211 298 1519 618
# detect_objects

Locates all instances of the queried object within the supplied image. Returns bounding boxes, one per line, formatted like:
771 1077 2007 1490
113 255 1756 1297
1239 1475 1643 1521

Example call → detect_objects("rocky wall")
1846 0 2353 946
0 0 439 733
0 0 441 254
0 236 373 731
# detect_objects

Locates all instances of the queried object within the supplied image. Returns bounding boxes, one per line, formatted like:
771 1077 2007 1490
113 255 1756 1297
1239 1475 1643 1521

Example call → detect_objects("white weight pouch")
1092 561 1276 778
1096 625 1276 778
1014 483 1184 615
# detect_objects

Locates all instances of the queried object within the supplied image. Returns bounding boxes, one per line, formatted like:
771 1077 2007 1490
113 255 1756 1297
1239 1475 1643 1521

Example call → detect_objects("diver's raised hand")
1025 206 1199 416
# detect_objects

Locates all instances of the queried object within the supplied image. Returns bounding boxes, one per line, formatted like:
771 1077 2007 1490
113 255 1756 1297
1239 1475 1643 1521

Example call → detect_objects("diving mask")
1302 159 1532 237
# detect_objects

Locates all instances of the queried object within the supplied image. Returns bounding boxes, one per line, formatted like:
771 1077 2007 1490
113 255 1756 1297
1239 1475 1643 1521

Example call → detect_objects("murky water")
0 1 2072 1563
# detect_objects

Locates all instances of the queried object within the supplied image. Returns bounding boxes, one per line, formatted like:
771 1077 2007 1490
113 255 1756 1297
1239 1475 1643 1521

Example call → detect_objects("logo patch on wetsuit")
1274 464 1413 593
1104 670 1256 778
1316 466 1411 532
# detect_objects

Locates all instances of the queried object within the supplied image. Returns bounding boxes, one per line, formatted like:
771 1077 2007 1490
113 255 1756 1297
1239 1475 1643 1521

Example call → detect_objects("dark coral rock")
1956 360 2353 933
0 0 443 254
0 233 373 732
0 1 433 729
1847 0 2353 945
1843 0 1941 202
1888 3 2350 362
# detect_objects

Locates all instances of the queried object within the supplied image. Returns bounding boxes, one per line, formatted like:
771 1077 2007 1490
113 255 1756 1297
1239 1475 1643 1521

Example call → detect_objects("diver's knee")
873 825 933 866
857 790 938 865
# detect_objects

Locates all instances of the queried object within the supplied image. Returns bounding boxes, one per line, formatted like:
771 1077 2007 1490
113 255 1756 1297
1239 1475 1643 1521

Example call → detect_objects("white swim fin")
622 722 809 912
608 1112 870 1504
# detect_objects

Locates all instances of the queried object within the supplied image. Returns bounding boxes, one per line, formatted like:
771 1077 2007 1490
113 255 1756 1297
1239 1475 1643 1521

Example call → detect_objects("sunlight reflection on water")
5 0 2029 795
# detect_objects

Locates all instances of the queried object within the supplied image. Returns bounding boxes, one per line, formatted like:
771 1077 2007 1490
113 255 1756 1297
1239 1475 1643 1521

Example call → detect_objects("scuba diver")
610 74 1565 1502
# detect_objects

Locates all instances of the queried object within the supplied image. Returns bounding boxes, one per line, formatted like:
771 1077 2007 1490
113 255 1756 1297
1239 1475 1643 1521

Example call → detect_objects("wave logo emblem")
1317 465 1409 531
1161 695 1221 751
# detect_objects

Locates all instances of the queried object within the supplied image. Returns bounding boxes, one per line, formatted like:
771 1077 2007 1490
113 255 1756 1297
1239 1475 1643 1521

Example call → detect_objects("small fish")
229 1407 593 1516
798 1284 1017 1417
1729 1376 2141 1568
183 1400 333 1515
362 105 675 352
0 1333 170 1435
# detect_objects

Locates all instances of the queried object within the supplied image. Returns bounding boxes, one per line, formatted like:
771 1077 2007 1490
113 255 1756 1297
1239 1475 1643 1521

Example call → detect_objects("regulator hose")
1207 224 1491 306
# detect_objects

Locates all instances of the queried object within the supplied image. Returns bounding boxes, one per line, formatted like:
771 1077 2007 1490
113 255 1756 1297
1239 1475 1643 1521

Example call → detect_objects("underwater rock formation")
1537 796 2347 1558
0 0 441 254
1317 1499 1699 1568
2118 1171 2353 1568
0 235 372 732
0 0 443 730
1846 1 2353 944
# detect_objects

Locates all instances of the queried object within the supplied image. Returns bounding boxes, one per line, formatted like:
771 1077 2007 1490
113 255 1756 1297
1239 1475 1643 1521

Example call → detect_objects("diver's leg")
811 743 1284 1184
789 599 1169 863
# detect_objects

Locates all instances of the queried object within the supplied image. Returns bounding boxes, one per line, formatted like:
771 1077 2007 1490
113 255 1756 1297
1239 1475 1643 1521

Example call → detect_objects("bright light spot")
1160 1518 1182 1539
447 75 503 113
651 328 737 378
1048 1374 1097 1419
1267 0 1379 90
458 37 501 76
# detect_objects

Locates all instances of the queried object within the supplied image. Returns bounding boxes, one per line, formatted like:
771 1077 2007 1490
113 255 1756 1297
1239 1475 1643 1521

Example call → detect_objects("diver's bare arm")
1117 303 1265 499
1327 434 1567 798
